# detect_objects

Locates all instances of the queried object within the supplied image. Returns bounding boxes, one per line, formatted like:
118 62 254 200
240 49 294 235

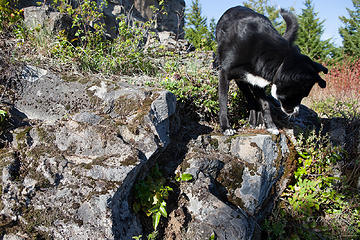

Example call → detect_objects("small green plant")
0 110 7 122
209 232 216 240
175 172 193 182
133 165 173 236
0 109 9 136
0 0 23 32
262 215 286 240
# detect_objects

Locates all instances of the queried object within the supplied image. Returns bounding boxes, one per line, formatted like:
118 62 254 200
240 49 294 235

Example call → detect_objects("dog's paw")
223 128 236 136
267 127 280 135
256 124 266 129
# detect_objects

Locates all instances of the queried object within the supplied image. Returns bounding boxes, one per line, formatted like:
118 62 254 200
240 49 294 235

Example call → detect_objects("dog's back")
216 6 297 51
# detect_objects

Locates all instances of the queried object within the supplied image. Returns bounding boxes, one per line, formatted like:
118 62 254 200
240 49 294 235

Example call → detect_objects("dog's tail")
280 9 298 44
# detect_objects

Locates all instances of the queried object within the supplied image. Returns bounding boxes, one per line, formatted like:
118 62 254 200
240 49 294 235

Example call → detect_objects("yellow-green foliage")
133 165 173 238
0 0 23 32
48 0 157 75
264 131 360 239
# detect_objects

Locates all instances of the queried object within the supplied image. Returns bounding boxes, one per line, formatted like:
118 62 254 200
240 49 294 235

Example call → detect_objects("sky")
184 0 355 46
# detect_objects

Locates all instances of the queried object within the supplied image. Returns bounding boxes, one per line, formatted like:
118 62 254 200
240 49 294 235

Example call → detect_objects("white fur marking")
245 73 270 88
224 128 236 136
271 84 278 100
294 106 300 115
281 105 300 116
267 127 280 135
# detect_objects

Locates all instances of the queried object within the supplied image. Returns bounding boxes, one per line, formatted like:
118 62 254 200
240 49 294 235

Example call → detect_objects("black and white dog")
216 6 328 135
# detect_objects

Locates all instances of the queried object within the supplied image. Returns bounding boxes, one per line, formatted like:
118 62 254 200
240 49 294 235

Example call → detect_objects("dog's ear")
317 77 326 88
313 61 328 74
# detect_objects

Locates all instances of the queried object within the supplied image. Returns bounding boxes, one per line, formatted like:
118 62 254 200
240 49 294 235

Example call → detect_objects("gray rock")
23 6 72 33
21 0 185 38
167 132 292 239
22 65 48 83
103 0 185 37
183 172 252 240
1 69 178 239
71 112 102 125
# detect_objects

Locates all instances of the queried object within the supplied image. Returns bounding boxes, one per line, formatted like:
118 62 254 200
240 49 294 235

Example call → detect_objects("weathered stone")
183 172 252 240
23 6 72 33
103 0 185 37
1 66 178 239
20 0 185 38
164 131 292 239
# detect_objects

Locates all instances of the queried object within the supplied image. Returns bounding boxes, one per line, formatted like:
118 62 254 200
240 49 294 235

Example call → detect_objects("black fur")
216 6 327 135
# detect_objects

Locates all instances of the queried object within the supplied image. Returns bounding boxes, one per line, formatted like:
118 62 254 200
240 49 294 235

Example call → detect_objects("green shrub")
158 53 248 126
311 97 360 119
48 0 158 75
133 165 173 237
0 0 23 32
264 130 360 239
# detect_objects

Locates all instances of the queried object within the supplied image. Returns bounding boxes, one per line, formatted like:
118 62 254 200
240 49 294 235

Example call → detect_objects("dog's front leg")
219 69 236 135
252 87 280 135
259 98 279 135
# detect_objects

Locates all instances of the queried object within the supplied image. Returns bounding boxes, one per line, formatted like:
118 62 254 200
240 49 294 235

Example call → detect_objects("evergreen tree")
184 0 216 51
339 0 360 57
296 0 333 60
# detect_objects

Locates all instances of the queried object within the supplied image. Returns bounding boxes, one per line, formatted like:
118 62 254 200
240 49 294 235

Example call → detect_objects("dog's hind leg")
219 69 236 135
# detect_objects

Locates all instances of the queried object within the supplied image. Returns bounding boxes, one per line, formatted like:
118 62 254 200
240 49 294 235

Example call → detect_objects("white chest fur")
245 73 270 88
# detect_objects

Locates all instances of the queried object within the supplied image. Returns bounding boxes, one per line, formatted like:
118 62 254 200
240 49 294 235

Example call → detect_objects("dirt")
163 194 190 240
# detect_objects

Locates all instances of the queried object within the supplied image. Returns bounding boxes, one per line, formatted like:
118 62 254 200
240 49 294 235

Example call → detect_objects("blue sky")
184 0 354 46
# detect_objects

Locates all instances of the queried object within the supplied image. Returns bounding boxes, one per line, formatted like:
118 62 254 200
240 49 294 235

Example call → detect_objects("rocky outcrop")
159 126 294 240
0 66 178 239
103 0 185 37
22 6 73 34
20 0 185 38
3 61 350 239
0 61 300 239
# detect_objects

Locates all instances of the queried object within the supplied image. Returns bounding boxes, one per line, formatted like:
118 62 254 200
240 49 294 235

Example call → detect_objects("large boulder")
23 6 73 34
0 65 178 239
161 130 294 240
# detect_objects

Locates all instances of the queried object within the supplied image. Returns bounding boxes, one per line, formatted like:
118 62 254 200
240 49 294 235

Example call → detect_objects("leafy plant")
311 97 360 119
133 165 173 235
0 110 7 122
132 235 142 240
175 172 193 182
0 0 23 32
0 109 9 136
270 130 360 239
45 0 159 75
159 56 220 120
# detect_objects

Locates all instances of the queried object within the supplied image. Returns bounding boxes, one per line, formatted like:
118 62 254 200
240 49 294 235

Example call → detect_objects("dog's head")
271 54 327 116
